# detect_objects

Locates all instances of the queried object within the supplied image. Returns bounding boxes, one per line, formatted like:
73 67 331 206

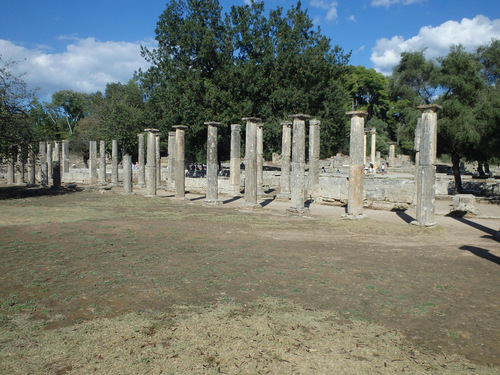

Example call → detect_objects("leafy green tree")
50 90 92 135
0 55 35 158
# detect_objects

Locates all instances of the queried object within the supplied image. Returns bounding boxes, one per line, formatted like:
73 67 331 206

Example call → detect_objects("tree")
0 55 35 158
50 90 92 135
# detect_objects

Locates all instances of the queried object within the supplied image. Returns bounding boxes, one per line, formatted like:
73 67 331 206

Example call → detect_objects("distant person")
381 164 385 174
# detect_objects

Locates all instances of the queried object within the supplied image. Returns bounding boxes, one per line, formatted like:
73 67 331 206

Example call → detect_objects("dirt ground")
0 184 499 374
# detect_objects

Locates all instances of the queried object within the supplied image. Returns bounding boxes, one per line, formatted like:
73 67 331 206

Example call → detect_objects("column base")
410 220 437 228
286 207 310 215
204 199 222 206
242 203 261 211
341 213 366 220
144 194 158 198
275 193 291 200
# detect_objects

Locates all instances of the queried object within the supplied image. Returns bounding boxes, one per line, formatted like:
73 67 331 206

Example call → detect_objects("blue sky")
1 0 500 101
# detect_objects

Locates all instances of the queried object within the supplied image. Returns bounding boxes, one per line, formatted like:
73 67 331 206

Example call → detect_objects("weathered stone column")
344 111 367 219
145 129 159 197
137 133 146 187
16 151 25 184
52 141 61 187
89 141 98 185
167 131 176 190
243 117 261 208
27 144 36 186
156 134 161 188
173 125 188 199
111 140 118 186
205 122 221 205
62 139 70 173
370 128 377 164
288 114 310 214
412 104 441 227
256 122 265 196
38 141 47 184
278 121 292 199
123 154 133 194
363 131 367 166
230 124 241 196
388 142 397 168
46 141 53 185
99 140 107 185
308 119 321 193
6 157 15 184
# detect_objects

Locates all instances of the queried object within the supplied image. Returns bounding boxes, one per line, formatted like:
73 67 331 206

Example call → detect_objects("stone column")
242 117 261 208
370 128 377 164
123 155 133 194
205 122 221 205
111 140 119 186
278 121 292 199
46 141 53 185
167 131 176 190
308 119 321 193
156 134 161 188
52 141 61 187
363 131 367 166
173 125 188 199
99 140 107 185
137 133 146 187
62 139 70 173
89 141 98 185
27 144 36 186
412 104 441 227
344 111 367 219
145 129 159 197
6 157 15 184
388 142 397 168
38 141 47 184
16 151 25 184
256 122 265 196
230 124 241 196
288 114 310 214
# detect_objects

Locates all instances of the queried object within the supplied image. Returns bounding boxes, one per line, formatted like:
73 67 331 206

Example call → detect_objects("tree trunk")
451 153 463 194
485 162 490 175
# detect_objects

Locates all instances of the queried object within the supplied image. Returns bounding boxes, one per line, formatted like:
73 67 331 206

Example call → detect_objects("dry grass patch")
0 297 494 375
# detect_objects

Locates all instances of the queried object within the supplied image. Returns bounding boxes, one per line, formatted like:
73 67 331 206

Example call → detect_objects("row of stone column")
5 140 71 187
345 105 440 226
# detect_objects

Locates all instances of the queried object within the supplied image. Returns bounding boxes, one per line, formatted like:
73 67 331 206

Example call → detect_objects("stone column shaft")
413 105 441 227
173 125 188 199
371 130 376 164
145 129 159 196
167 131 176 190
363 132 367 166
62 140 70 173
388 142 397 168
243 117 261 208
205 122 221 204
137 133 146 187
39 141 47 184
230 124 241 196
89 141 98 185
6 157 15 184
288 114 310 213
256 123 265 196
47 142 53 185
27 144 36 185
52 141 61 187
345 111 367 219
111 140 118 186
123 155 133 194
16 151 25 184
99 140 107 185
156 134 161 187
279 122 292 198
308 119 321 192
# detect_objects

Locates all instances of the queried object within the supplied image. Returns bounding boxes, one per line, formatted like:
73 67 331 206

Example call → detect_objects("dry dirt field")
0 184 499 374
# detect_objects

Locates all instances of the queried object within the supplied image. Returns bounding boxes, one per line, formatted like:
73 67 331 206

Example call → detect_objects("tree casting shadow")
460 245 500 266
0 185 83 201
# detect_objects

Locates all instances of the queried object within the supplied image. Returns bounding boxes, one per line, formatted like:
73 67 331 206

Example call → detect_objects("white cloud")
310 0 338 21
371 15 500 75
371 0 422 7
348 15 357 23
0 37 154 101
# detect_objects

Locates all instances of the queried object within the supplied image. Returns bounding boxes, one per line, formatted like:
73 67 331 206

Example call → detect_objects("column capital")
231 124 241 131
256 122 264 128
281 121 292 127
417 104 441 113
204 122 221 127
387 141 398 146
144 128 159 133
242 117 261 123
289 114 310 120
172 125 188 130
364 127 377 134
346 110 368 118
